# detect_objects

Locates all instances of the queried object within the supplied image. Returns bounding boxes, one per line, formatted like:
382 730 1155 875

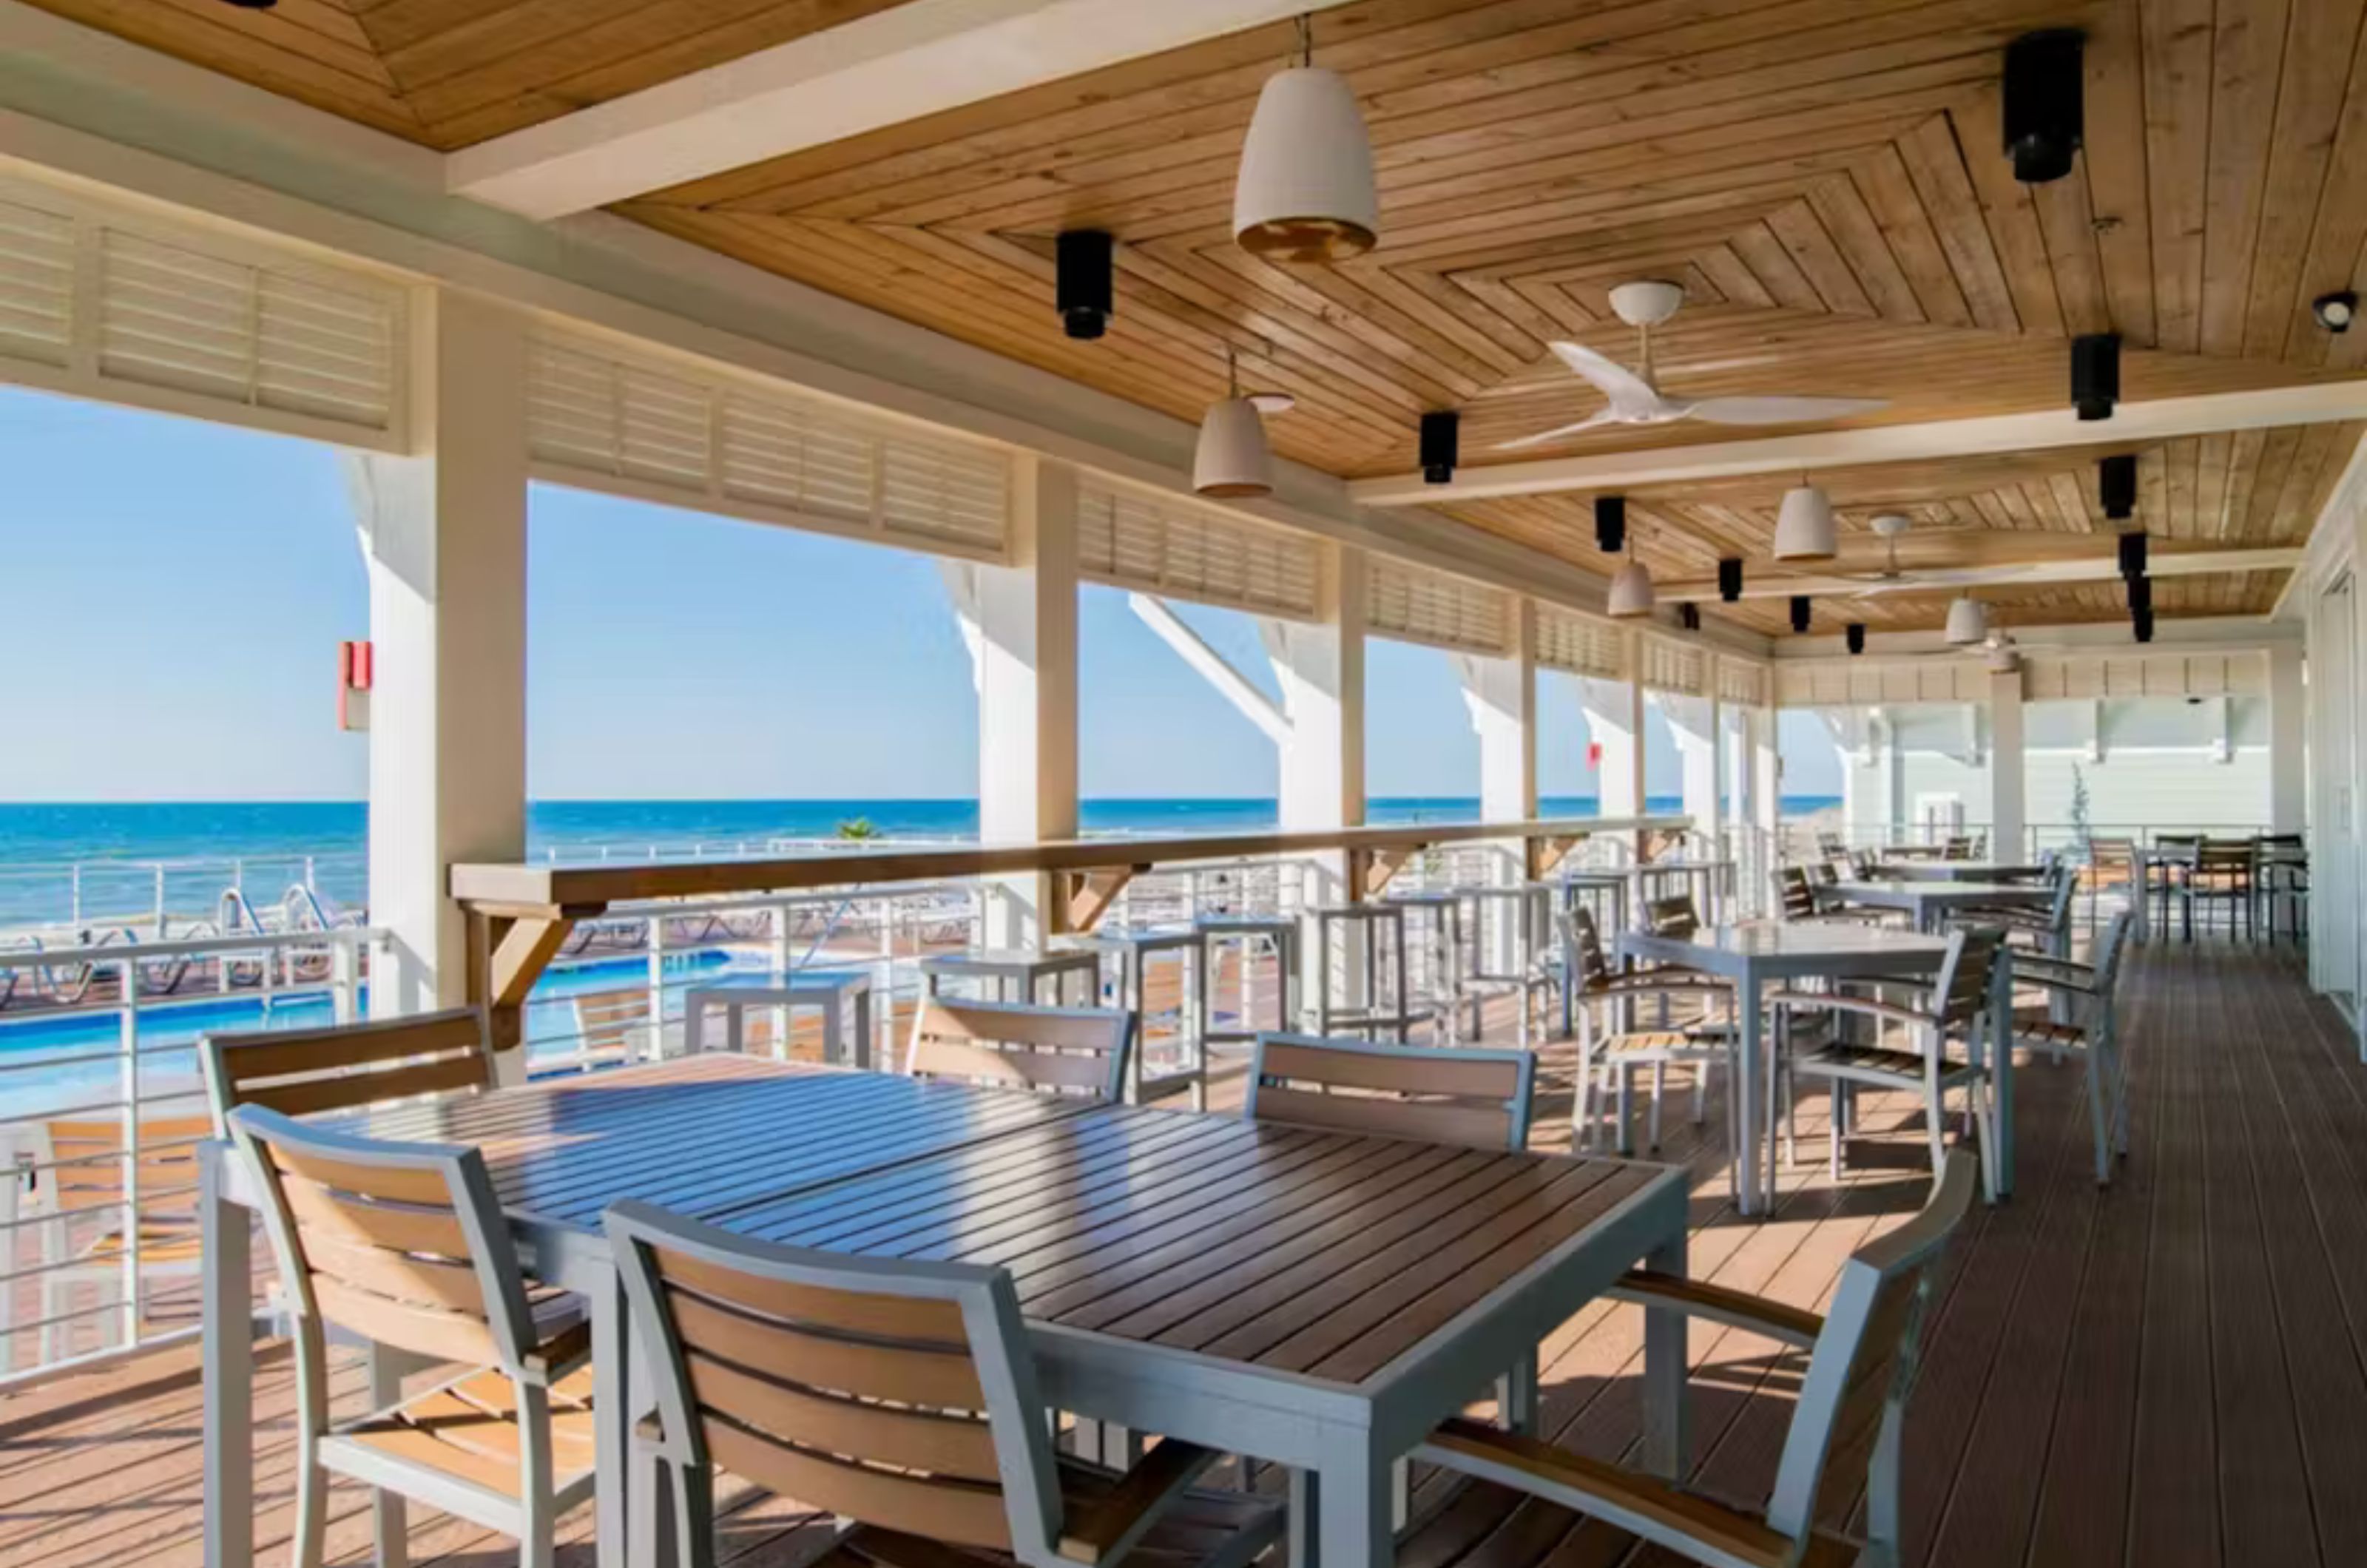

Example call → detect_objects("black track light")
1679 603 1701 632
1846 623 1866 656
1595 495 1627 554
1056 230 1114 339
1717 558 1744 602
2072 332 2120 420
1418 410 1459 484
2002 30 2084 184
2118 530 2147 580
2099 452 2138 520
2127 574 2152 615
2133 605 2155 643
1790 595 1812 634
219 0 277 7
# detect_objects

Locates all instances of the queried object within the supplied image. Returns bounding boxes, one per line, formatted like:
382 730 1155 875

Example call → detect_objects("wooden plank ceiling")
34 0 2367 632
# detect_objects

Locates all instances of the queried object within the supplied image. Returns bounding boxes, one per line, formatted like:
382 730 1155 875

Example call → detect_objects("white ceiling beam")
447 0 1359 220
1127 592 1293 745
1348 382 2367 505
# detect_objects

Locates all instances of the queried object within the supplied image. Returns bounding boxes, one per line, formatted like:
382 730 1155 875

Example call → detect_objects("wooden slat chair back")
571 988 657 1067
39 1113 210 1225
1422 1154 1977 1568
1246 1033 1537 1152
1933 927 2004 1030
610 1200 1061 1558
1565 905 1613 992
201 1007 493 1132
1943 836 1975 860
1775 867 1820 921
1644 893 1700 939
228 1105 596 1566
17 1113 214 1362
606 1202 1279 1568
905 998 1133 1104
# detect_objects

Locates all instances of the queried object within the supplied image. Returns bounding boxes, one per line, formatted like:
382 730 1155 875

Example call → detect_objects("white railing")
0 925 384 1384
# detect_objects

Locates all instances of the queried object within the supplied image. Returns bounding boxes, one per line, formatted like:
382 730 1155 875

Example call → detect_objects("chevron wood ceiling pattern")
30 0 2367 633
13 0 917 148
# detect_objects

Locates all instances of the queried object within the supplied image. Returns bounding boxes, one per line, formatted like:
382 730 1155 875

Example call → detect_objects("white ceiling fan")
1497 279 1890 450
1825 515 2036 598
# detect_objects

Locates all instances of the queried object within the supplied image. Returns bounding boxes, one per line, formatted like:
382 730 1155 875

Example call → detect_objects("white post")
349 289 530 1021
1578 653 1645 849
1752 706 1782 880
1267 544 1365 1013
2269 641 2307 834
1662 692 1722 854
1988 668 2027 859
948 453 1078 947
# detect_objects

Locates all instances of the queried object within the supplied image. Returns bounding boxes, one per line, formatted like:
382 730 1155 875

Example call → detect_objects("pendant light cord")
1296 13 1313 67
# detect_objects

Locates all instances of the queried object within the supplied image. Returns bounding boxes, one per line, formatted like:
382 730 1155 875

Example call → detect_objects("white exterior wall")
1841 697 2273 851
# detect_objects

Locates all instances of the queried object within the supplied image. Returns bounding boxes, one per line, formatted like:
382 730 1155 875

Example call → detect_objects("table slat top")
322 1055 1084 1229
708 1104 1665 1388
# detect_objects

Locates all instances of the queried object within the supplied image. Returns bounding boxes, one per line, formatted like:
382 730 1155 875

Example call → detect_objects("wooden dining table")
200 1055 1692 1568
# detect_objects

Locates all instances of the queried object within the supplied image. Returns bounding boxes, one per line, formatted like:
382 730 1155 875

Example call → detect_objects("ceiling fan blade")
1493 408 1624 451
1686 394 1889 425
1547 341 1661 411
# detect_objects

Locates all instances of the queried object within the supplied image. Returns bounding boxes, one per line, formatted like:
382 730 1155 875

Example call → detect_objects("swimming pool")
0 947 763 1118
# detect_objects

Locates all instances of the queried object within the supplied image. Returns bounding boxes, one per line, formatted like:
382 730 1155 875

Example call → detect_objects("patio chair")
1772 927 2005 1202
2178 838 2258 942
2084 837 2138 931
2257 833 2309 941
1950 862 2076 956
604 1200 1284 1568
201 1006 496 1131
2148 834 2201 939
2009 910 2135 1186
4 1112 211 1366
1243 1032 1536 1152
1413 1152 1978 1568
229 1106 598 1568
905 998 1134 1104
570 987 658 1067
1562 908 1735 1158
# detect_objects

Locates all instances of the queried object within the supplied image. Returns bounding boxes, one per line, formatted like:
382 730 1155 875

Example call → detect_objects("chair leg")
1647 1062 1665 1150
1972 1081 2002 1205
2082 1048 2111 1188
1615 1067 1635 1155
1925 1083 1948 1180
290 1430 328 1568
1829 1080 1846 1179
674 1459 717 1568
366 1345 409 1568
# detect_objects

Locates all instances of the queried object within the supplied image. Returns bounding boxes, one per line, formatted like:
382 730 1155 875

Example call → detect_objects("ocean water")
0 796 1841 930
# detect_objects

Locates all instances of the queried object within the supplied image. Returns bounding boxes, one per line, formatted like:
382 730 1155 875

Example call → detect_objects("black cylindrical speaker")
1717 558 1743 602
2099 452 2138 519
1419 410 1459 484
2073 332 2120 420
2003 31 2084 183
1595 495 1626 554
2118 530 2147 579
2127 573 2152 614
1056 231 1114 339
1846 623 1866 655
1679 603 1701 632
1790 595 1811 634
2133 605 2155 643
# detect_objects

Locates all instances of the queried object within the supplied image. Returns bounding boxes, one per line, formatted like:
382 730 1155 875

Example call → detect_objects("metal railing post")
645 916 668 1061
117 955 141 1351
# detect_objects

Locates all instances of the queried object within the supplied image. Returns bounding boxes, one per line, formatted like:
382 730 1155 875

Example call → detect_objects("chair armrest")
1606 1270 1823 1348
1417 1419 1793 1568
1057 1438 1221 1564
1764 991 1939 1030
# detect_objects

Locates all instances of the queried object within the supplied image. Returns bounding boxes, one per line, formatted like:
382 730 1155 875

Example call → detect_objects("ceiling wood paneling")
30 0 2367 634
17 0 921 148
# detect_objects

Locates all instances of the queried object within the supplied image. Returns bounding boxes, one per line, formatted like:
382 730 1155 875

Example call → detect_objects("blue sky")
0 387 1842 802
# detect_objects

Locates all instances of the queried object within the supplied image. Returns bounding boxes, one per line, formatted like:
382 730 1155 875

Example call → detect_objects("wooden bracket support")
1348 845 1422 902
492 916 577 1007
1050 866 1141 934
1525 834 1584 882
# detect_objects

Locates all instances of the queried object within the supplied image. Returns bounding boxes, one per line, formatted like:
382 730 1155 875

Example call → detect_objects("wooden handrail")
448 814 1692 916
450 814 1689 1058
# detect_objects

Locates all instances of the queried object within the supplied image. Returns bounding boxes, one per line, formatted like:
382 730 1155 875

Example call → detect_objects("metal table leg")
200 1143 254 1568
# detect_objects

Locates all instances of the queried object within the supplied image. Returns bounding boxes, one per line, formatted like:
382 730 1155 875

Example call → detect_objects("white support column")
947 454 1078 947
2269 641 2307 833
1988 669 2026 860
348 288 529 1026
1460 598 1536 827
1662 693 1723 855
1266 544 1366 837
1752 707 1781 867
1578 660 1646 823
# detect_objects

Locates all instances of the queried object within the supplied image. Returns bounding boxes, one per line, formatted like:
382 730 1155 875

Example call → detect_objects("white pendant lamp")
1772 482 1837 561
1607 558 1655 618
1945 595 1988 646
1194 348 1273 499
1232 18 1377 263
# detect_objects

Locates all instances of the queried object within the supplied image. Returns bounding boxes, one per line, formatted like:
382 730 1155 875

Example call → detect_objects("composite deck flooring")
1 936 2363 1567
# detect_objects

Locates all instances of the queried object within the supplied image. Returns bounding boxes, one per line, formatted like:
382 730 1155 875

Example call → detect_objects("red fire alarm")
1587 740 1603 769
338 640 373 732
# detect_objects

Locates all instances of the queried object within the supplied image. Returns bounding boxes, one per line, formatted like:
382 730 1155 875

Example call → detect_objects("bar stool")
1056 926 1205 1106
1306 902 1418 1042
1557 869 1630 936
1194 913 1300 1055
1455 882 1558 1047
919 947 1100 1004
1385 890 1473 1043
683 971 875 1067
